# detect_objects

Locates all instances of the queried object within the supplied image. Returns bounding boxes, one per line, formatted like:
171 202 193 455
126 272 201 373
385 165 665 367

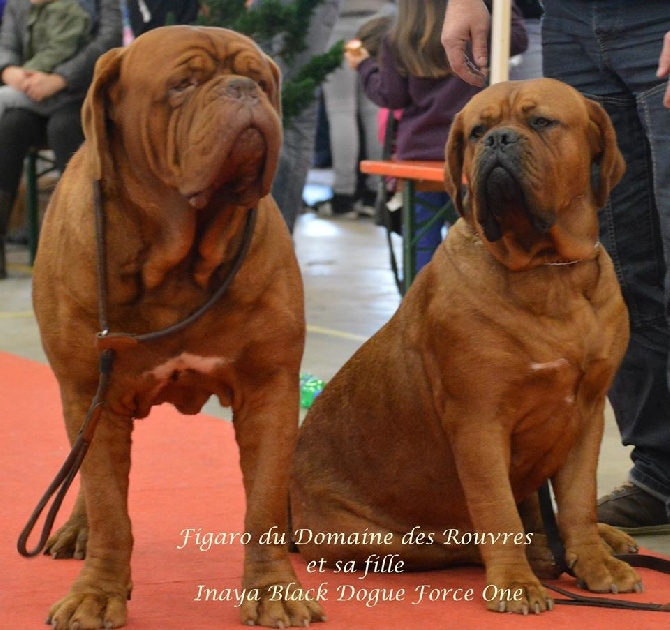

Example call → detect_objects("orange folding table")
359 1 511 289
359 159 456 289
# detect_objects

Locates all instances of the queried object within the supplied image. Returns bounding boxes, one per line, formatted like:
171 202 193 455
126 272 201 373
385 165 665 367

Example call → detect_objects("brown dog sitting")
31 26 323 629
290 78 641 614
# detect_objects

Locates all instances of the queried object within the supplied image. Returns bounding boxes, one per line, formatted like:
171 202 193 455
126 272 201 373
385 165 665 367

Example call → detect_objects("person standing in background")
441 0 670 535
347 0 527 272
249 0 343 233
125 0 199 37
508 0 541 81
315 0 395 218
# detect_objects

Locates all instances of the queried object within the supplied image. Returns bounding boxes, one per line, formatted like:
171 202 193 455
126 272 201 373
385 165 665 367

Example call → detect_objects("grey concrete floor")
1 172 668 557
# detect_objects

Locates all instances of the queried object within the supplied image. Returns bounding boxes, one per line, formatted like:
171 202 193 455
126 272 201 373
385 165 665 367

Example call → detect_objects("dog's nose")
224 77 259 101
485 128 519 148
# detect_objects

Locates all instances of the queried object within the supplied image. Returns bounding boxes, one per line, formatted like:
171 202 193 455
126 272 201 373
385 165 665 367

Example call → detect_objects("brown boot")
0 190 16 279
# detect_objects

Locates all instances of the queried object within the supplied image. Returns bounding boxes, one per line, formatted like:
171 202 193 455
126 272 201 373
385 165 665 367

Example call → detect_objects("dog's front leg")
450 420 553 614
45 485 89 559
551 400 642 594
48 396 133 630
233 374 325 627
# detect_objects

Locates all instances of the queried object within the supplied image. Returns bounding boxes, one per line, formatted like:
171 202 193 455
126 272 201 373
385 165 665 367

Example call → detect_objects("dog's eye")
530 116 557 130
470 124 487 140
168 78 198 107
170 78 197 94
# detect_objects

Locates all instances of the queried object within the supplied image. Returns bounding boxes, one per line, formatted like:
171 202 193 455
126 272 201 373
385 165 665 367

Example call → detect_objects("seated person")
0 0 122 279
0 0 91 119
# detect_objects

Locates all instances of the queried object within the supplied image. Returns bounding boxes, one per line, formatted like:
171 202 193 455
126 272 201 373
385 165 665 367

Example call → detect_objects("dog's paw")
567 547 642 593
45 516 88 559
597 522 639 555
484 570 553 614
47 588 128 629
525 533 562 579
239 582 326 628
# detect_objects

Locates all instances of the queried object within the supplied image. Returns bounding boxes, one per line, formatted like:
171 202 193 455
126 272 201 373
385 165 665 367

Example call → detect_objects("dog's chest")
145 352 231 381
113 351 235 418
518 356 580 419
506 343 607 461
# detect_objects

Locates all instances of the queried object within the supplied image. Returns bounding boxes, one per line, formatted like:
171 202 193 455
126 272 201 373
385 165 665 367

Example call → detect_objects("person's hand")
657 31 670 108
1 66 29 91
441 0 490 86
23 71 67 102
344 40 369 70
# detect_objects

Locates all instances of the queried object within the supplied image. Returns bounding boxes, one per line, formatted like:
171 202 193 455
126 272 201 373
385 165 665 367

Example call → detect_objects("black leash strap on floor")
538 480 670 612
544 582 670 611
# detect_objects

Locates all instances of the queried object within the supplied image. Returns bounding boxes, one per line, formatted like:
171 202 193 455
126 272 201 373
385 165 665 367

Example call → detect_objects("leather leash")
538 480 670 612
17 180 257 557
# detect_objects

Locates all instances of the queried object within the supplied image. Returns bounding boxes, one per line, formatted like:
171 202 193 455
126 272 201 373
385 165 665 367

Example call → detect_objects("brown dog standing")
291 78 641 614
31 26 323 628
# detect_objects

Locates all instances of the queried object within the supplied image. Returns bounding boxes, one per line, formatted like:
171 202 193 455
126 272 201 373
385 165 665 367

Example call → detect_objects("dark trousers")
543 0 670 513
0 101 84 196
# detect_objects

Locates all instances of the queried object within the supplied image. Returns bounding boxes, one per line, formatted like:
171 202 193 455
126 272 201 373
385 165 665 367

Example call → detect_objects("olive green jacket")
24 0 91 73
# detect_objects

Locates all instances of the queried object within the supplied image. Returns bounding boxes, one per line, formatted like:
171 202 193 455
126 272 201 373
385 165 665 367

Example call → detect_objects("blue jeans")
415 192 450 272
543 0 670 510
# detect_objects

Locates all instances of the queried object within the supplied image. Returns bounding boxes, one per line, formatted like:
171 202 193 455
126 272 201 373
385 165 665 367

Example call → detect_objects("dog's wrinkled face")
83 25 282 209
445 78 625 271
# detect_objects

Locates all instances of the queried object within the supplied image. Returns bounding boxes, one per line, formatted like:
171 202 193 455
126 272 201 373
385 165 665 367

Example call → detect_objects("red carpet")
1 350 669 628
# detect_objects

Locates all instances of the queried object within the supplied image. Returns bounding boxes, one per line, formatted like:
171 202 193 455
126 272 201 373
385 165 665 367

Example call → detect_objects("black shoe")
313 193 357 218
597 482 670 535
312 154 332 169
355 190 377 218
7 227 29 245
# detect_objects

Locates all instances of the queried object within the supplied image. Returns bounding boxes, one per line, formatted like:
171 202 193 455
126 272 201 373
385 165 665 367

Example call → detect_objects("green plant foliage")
198 0 344 127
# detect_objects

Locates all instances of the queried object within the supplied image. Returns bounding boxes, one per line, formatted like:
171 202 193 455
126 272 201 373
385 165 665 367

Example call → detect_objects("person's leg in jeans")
543 0 670 532
414 191 448 273
0 108 46 278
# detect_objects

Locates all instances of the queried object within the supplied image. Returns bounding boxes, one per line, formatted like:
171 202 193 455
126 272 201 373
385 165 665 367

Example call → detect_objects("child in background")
0 0 90 119
346 0 528 273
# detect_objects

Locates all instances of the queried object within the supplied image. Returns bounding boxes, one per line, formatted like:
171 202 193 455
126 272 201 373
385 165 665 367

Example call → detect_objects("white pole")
490 0 511 84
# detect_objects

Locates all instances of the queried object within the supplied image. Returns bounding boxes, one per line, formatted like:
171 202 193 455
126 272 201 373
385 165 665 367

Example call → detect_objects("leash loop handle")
17 438 88 557
17 349 114 557
547 582 670 612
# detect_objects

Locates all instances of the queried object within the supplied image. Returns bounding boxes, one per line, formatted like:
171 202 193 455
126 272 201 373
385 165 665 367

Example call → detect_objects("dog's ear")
82 47 124 181
585 98 626 208
444 111 466 215
264 54 282 118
